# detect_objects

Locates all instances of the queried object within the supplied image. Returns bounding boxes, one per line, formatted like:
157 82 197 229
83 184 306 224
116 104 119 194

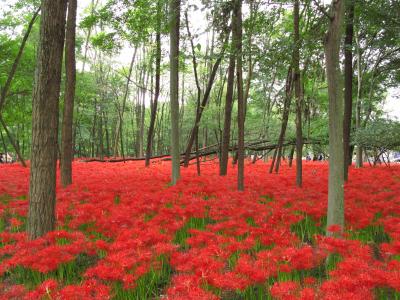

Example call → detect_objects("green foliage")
354 119 400 149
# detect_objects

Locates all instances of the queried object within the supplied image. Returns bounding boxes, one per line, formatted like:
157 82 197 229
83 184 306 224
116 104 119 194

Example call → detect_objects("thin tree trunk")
355 33 363 168
91 98 97 157
182 30 231 167
97 108 103 160
28 0 67 240
0 7 40 112
114 48 136 156
145 5 161 166
169 0 181 185
0 127 6 154
324 0 345 235
61 0 77 187
270 68 293 173
288 145 295 167
343 0 354 181
0 116 26 166
104 111 110 157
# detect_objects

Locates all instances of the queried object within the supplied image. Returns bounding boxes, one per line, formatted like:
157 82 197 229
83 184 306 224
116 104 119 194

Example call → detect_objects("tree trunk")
324 0 345 236
355 34 363 168
145 6 161 167
61 0 77 187
269 68 293 174
343 0 354 181
169 0 181 185
28 0 68 240
182 29 231 167
288 145 295 167
234 0 244 191
114 49 136 157
90 98 97 157
219 33 236 176
0 116 26 166
293 0 303 187
0 127 6 154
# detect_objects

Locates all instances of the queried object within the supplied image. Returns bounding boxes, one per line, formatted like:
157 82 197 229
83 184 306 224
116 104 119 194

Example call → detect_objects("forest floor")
0 160 399 299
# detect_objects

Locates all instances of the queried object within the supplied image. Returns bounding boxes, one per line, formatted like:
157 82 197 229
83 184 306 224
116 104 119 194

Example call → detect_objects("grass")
112 255 172 300
173 216 215 250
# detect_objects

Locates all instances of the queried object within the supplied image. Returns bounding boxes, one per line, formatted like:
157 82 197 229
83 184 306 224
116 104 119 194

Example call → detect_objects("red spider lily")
0 161 399 298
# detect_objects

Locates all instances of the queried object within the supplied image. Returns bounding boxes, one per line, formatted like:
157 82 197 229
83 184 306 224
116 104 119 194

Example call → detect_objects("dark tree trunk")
28 0 68 240
269 68 293 174
0 116 26 166
90 98 97 157
288 145 295 167
234 0 244 191
184 10 202 173
61 0 77 187
0 127 6 154
115 49 136 157
343 0 354 181
293 0 303 187
169 0 181 185
220 20 236 176
182 30 230 167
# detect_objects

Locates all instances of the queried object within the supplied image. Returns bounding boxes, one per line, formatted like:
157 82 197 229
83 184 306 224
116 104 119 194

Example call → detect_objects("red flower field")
0 160 399 299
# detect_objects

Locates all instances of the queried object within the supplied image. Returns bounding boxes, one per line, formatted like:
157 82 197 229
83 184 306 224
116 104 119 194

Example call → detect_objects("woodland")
0 0 399 299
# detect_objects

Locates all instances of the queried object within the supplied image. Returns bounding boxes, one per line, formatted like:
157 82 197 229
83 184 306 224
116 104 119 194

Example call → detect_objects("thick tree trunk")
324 0 345 236
28 0 68 240
61 0 77 187
234 0 244 191
169 0 181 185
293 0 303 187
343 0 354 181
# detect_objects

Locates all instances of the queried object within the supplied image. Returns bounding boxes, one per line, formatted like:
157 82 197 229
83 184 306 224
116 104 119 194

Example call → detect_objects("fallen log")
81 138 322 163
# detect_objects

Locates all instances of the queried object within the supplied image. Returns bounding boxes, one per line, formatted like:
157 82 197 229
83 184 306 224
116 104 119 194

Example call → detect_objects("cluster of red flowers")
0 159 399 299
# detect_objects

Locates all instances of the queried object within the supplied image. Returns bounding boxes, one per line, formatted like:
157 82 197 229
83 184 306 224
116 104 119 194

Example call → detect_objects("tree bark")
343 0 355 181
182 27 231 167
324 0 345 236
114 49 136 157
234 0 244 191
269 68 293 174
61 0 77 187
90 98 97 157
169 0 181 185
355 33 363 168
145 4 161 167
293 0 303 187
0 116 26 166
219 32 236 176
28 0 68 240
